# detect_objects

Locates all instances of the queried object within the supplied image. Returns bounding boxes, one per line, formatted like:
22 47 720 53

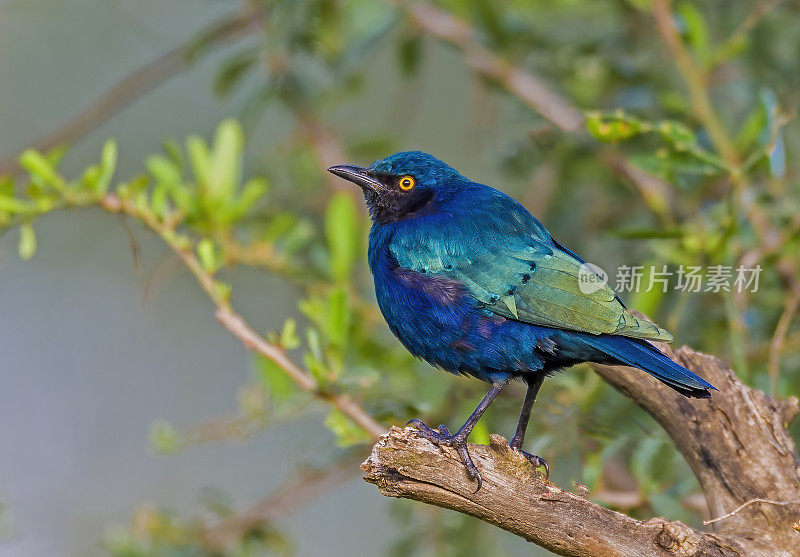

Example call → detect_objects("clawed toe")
520 450 549 478
406 418 448 442
407 418 483 490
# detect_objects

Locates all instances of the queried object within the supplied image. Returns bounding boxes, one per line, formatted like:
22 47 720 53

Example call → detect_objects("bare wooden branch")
101 193 387 441
215 309 386 439
363 344 800 556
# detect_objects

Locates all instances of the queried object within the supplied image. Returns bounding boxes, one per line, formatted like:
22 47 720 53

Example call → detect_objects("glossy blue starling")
328 151 715 488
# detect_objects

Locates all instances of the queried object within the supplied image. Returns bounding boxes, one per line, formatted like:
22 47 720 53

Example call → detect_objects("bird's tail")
579 335 716 398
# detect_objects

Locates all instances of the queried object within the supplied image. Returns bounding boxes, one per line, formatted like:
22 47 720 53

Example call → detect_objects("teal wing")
389 209 672 342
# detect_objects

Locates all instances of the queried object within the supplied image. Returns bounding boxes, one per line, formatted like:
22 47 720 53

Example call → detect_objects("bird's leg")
509 376 549 477
408 378 510 490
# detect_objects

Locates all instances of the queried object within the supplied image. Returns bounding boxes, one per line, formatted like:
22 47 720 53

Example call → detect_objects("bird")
328 151 715 489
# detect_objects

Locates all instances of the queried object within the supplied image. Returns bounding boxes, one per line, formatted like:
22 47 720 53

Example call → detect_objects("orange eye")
399 175 415 191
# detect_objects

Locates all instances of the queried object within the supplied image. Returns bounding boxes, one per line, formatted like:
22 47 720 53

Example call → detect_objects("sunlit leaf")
149 420 180 454
197 238 217 272
18 222 36 260
19 149 64 191
677 3 710 69
95 139 118 194
208 119 244 203
325 192 360 282
255 355 297 402
324 409 370 446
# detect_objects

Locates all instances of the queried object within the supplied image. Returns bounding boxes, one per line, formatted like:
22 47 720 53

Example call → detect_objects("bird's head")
328 151 462 224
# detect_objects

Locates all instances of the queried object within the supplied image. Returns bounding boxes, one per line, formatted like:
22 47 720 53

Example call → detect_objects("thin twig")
652 0 739 166
768 262 800 394
703 498 800 525
214 308 386 439
403 1 676 220
713 0 786 69
402 1 583 132
202 453 362 551
101 193 387 441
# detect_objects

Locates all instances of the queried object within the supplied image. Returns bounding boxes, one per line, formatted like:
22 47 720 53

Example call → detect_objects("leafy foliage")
2 0 799 555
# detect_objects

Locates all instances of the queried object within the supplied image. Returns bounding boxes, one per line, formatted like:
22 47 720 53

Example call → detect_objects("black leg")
510 376 543 449
408 377 510 491
509 376 549 477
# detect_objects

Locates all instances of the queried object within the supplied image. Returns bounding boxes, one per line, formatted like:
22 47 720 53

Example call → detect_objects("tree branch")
0 7 261 176
363 344 800 556
100 193 387 441
402 1 680 226
202 453 362 551
402 2 583 132
652 0 739 166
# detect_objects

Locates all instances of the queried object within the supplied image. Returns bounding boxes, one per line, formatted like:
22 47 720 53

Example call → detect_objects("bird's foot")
519 450 549 478
509 436 549 478
407 419 482 491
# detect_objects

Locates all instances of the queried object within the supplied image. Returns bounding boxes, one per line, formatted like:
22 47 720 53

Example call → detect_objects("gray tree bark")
362 343 800 556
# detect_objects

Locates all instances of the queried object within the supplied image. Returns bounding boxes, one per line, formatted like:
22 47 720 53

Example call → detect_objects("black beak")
327 165 383 193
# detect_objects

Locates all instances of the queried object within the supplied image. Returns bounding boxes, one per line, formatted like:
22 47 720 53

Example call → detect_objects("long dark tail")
580 335 716 398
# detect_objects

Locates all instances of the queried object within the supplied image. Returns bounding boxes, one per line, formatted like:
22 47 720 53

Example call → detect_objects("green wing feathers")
487 249 673 342
391 233 674 342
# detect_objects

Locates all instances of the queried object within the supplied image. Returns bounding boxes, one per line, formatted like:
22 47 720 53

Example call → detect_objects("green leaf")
147 156 193 213
585 111 645 142
0 196 47 214
324 409 371 447
228 177 268 221
150 186 167 219
197 238 217 272
186 135 212 188
214 48 259 98
657 120 697 150
19 149 64 191
18 222 36 260
208 119 244 203
760 89 786 178
95 139 118 194
735 104 766 151
162 139 185 169
306 327 324 362
0 176 15 197
677 3 710 69
325 192 360 282
44 144 68 168
255 355 297 401
80 165 101 191
214 280 231 303
325 287 350 351
280 318 301 350
397 34 422 77
149 420 181 454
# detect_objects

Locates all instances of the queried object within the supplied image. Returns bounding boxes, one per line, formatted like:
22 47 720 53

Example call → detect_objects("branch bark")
363 344 800 556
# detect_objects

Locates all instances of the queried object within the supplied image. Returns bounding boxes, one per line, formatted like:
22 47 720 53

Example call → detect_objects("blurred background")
0 1 798 555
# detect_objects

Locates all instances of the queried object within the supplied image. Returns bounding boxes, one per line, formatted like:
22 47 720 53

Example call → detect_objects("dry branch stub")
363 343 800 556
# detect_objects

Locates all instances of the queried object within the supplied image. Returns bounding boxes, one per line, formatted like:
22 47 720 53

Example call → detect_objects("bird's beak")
327 165 383 193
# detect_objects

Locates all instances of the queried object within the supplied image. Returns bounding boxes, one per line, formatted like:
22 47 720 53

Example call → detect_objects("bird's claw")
519 450 549 478
510 436 549 478
406 418 482 491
